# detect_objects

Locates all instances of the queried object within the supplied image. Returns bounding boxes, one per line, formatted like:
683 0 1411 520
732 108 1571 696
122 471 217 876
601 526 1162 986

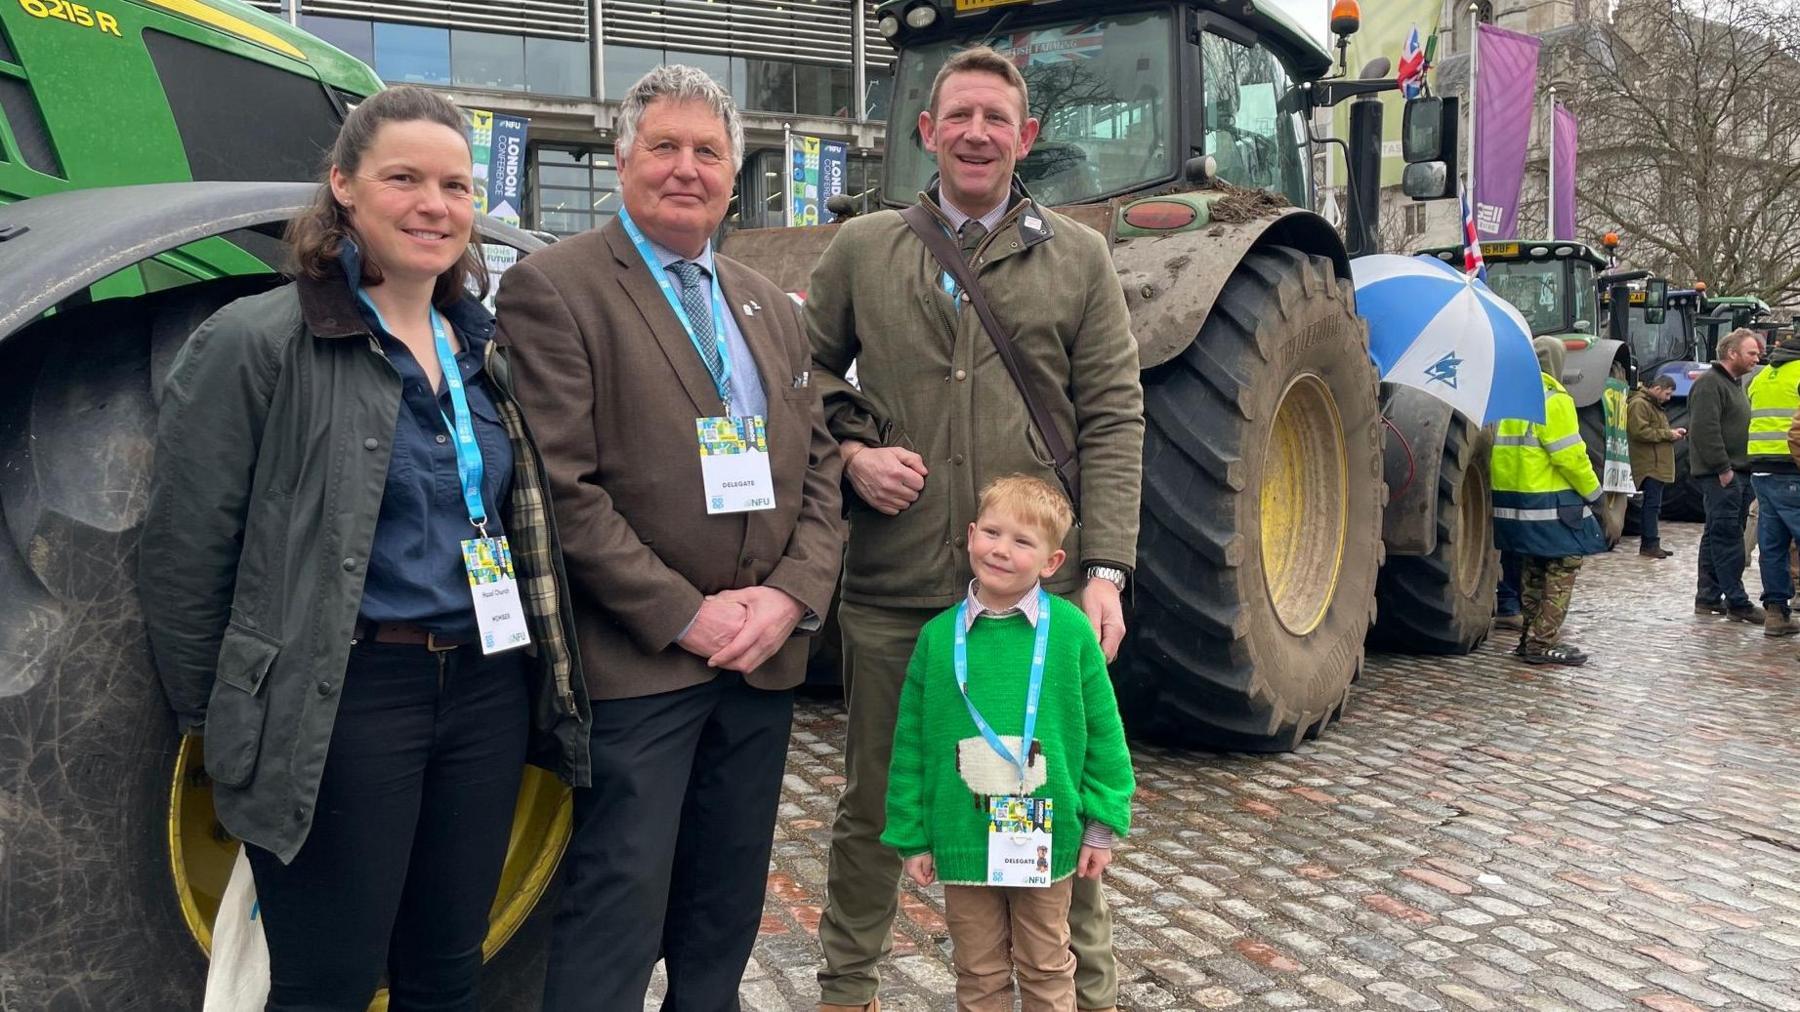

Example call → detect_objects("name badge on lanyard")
358 291 530 654
955 588 1054 888
619 208 776 515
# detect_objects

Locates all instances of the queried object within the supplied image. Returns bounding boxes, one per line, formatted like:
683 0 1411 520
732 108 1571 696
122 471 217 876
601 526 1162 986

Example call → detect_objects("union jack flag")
995 23 1106 67
1397 26 1427 99
1461 189 1487 280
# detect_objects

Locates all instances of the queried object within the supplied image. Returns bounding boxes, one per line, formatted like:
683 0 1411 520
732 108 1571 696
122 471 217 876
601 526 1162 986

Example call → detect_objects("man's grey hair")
616 64 745 173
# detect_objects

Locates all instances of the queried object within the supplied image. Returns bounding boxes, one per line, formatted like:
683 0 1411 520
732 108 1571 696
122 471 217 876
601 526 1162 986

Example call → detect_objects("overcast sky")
1268 0 1329 44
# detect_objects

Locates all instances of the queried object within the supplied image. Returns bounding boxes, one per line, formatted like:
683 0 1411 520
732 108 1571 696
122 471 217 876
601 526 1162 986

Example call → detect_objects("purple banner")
1552 102 1578 240
1473 23 1541 240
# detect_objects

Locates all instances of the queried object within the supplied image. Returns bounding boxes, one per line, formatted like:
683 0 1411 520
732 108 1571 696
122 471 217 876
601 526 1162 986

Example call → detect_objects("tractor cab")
1601 281 1705 395
1418 240 1608 340
1696 294 1774 360
872 0 1357 212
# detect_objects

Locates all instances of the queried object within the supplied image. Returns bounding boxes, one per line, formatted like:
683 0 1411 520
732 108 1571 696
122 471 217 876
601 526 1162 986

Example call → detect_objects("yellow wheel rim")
1258 374 1349 635
167 734 571 1005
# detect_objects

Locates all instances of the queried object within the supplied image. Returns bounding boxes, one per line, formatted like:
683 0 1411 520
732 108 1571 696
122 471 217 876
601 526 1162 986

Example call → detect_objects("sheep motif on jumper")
956 736 1047 798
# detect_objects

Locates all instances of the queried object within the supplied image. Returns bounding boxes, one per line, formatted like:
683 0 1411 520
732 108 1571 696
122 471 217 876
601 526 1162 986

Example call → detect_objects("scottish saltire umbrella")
1350 253 1545 425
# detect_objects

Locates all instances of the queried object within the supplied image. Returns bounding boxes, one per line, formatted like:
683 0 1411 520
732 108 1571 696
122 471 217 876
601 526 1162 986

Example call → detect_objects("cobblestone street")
708 520 1800 1011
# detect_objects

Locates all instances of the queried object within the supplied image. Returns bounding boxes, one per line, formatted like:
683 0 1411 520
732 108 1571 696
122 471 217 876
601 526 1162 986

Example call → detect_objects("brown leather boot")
1765 609 1800 637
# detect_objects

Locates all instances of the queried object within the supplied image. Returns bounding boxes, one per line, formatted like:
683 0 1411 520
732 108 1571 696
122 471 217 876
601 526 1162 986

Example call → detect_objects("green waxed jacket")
140 271 591 864
803 187 1144 608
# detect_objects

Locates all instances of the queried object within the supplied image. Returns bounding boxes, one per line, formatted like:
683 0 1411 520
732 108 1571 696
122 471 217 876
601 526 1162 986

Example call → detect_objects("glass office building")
254 0 892 234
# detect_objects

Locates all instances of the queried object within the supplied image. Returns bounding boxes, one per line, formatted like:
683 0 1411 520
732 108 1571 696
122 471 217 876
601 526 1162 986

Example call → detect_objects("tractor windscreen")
1627 304 1697 373
885 11 1176 205
1485 257 1597 337
1198 31 1307 205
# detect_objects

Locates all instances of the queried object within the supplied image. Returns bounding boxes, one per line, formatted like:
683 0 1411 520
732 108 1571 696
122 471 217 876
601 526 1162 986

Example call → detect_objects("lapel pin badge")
743 299 762 316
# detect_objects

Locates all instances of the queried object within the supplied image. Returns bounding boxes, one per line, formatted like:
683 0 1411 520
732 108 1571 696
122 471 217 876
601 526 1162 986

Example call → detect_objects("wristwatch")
1086 565 1128 591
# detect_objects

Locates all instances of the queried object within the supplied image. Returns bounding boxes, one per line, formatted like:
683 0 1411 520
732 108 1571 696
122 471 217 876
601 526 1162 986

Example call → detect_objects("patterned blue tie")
667 260 730 406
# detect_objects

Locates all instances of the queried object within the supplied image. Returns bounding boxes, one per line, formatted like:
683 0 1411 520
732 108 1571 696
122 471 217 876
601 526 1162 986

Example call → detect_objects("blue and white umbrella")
1350 253 1545 425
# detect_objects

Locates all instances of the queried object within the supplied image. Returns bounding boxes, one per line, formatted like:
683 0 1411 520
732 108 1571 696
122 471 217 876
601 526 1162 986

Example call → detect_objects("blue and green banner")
786 132 848 226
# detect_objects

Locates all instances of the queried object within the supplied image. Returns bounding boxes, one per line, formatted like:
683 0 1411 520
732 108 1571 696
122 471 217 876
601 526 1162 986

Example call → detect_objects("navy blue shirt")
340 249 514 636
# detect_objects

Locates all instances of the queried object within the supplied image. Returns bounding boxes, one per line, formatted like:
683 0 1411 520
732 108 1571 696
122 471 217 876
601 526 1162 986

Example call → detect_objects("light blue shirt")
644 234 768 420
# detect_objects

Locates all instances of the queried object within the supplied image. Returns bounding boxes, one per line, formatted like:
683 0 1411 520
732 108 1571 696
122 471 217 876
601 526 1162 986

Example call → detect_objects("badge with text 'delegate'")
697 415 776 515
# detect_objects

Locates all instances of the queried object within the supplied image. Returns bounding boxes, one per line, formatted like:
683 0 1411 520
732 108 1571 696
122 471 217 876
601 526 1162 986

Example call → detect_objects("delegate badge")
460 536 531 655
696 415 776 515
985 795 1053 888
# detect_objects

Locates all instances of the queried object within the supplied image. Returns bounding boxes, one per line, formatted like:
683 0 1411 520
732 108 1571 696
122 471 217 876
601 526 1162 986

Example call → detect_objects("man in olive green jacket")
805 45 1143 1012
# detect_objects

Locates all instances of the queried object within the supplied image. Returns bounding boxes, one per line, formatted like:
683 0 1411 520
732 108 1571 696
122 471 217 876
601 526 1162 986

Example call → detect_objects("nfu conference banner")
465 108 530 300
786 133 848 226
1472 23 1541 240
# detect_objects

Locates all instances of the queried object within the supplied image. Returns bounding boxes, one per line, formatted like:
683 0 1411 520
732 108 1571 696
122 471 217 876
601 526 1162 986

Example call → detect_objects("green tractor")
0 1 565 1005
728 0 1494 724
1418 239 1635 546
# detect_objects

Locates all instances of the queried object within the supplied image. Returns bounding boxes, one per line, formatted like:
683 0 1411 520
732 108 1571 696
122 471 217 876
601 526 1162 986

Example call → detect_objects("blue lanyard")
357 291 489 532
617 208 735 409
952 588 1051 792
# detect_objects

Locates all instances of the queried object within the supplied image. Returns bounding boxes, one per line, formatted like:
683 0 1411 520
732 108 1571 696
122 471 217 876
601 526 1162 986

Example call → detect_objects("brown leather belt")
352 619 473 652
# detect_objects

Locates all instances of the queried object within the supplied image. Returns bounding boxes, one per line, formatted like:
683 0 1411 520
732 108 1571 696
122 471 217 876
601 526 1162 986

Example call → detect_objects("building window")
791 63 853 118
741 59 795 114
532 146 619 237
667 49 741 96
299 15 373 67
374 22 450 85
1403 202 1428 237
603 45 661 100
451 30 526 91
527 37 591 97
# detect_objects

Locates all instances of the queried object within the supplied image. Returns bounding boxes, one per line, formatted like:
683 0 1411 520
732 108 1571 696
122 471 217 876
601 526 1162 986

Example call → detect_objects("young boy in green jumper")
882 475 1135 1011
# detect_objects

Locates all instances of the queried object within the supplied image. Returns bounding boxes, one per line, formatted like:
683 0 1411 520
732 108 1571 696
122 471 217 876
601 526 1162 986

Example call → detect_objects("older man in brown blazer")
496 65 842 1011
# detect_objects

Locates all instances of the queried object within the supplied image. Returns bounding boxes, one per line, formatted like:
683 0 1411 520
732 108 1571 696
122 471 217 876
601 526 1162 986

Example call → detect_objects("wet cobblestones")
691 521 1800 1009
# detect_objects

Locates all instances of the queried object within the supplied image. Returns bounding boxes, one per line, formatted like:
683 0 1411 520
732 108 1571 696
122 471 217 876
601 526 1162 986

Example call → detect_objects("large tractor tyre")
1116 247 1383 752
1367 420 1498 654
1575 401 1628 548
0 280 565 1010
1661 400 1705 522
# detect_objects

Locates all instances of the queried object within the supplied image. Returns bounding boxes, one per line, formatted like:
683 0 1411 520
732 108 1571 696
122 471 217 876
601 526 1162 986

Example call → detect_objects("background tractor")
1608 280 1706 525
1419 239 1634 546
1 0 1480 1002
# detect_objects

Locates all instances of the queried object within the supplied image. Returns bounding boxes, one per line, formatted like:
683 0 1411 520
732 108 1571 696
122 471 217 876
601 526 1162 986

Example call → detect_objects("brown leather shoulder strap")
899 202 1081 518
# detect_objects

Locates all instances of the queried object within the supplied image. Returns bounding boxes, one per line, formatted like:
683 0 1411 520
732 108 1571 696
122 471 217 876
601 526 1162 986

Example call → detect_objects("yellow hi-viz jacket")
1746 359 1800 466
1490 372 1606 557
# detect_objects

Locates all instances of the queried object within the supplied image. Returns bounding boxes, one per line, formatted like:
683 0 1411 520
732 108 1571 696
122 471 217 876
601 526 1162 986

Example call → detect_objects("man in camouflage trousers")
1519 556 1583 656
1490 337 1609 665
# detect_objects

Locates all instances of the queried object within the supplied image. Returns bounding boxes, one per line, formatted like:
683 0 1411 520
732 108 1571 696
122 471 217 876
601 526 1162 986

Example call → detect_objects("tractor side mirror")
1643 278 1668 325
1403 162 1451 200
1400 97 1458 199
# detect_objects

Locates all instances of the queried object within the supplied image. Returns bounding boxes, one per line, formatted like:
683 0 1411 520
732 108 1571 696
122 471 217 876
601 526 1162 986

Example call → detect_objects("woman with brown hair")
139 85 589 1010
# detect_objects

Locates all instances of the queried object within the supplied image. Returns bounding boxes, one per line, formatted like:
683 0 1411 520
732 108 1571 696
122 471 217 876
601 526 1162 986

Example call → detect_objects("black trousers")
1697 473 1753 608
245 642 529 1012
543 673 794 1012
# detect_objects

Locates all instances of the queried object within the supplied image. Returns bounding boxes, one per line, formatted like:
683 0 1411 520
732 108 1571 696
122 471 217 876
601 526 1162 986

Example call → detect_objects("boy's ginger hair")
977 474 1074 547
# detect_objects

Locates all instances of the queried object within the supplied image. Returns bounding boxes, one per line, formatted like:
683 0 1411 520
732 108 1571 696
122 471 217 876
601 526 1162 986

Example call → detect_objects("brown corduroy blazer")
495 218 843 700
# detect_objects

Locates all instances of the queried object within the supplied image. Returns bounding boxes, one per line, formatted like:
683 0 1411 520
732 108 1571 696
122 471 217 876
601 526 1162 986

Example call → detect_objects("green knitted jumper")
882 594 1135 885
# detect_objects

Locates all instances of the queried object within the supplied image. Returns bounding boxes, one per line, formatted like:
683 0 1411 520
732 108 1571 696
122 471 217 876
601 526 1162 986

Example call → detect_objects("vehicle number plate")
954 0 1032 11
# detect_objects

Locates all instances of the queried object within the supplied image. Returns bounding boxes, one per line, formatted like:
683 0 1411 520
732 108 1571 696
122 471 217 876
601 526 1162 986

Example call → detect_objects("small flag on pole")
1460 189 1487 280
1397 26 1427 99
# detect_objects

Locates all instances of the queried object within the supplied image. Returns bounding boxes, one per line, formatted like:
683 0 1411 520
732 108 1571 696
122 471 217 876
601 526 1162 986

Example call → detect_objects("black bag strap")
899 202 1081 519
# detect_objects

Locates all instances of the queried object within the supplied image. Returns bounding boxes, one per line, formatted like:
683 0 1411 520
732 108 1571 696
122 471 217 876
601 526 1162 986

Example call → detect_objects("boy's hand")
903 853 936 887
1076 845 1112 879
